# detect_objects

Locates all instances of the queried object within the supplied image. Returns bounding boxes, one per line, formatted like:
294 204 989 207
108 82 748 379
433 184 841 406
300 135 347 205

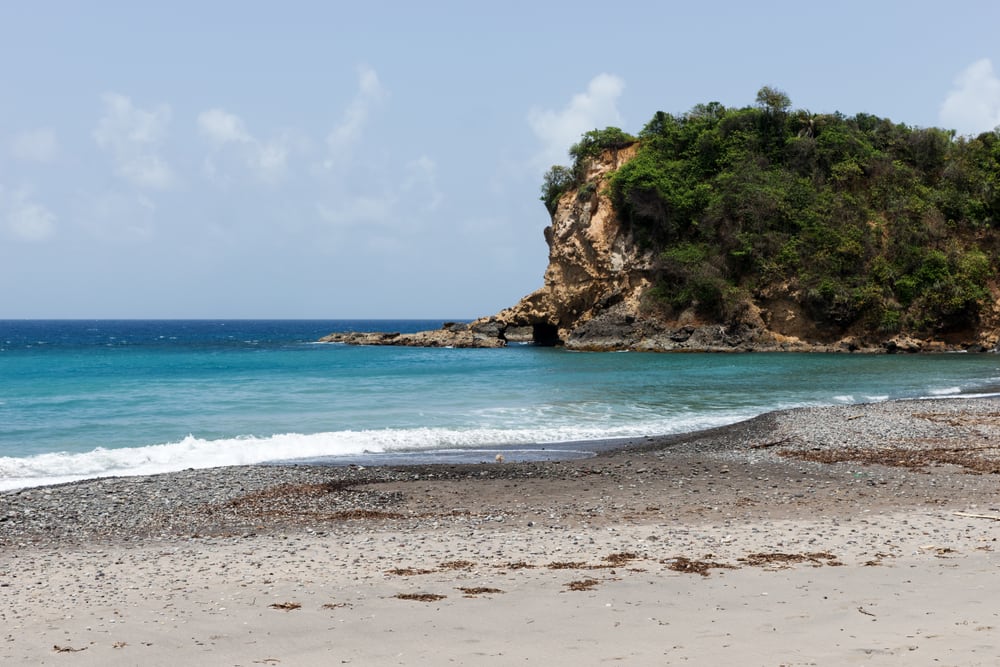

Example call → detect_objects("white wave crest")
0 413 750 491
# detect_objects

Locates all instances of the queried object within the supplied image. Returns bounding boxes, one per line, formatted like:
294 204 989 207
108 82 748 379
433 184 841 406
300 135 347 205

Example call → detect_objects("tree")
755 86 791 115
540 165 575 214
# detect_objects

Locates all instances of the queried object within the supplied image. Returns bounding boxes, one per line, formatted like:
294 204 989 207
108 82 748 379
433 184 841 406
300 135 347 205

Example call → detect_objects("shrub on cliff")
559 87 1000 337
540 128 637 214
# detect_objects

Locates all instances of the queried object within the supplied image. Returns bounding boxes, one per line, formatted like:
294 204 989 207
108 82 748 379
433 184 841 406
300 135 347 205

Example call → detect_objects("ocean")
1 319 999 491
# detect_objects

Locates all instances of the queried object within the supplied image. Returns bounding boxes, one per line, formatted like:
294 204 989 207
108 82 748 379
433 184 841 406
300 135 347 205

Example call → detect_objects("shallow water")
2 320 998 489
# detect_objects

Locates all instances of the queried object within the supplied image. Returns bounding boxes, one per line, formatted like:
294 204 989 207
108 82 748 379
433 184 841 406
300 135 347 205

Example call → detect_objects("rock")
319 145 1000 353
883 336 923 353
319 327 505 349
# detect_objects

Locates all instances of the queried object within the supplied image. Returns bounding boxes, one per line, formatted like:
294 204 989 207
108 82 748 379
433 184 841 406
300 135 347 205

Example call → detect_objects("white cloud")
1 186 56 242
10 128 58 162
528 73 625 171
93 93 174 189
198 108 252 145
197 108 292 184
76 191 155 242
940 58 1000 136
324 65 388 168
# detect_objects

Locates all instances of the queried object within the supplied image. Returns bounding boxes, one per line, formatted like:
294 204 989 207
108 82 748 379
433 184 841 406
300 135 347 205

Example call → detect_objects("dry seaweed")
661 556 736 576
779 444 1000 474
739 552 840 567
547 561 587 570
565 578 600 591
386 567 434 576
603 552 640 567
495 560 535 570
395 593 446 602
438 560 475 570
324 509 405 520
457 587 504 596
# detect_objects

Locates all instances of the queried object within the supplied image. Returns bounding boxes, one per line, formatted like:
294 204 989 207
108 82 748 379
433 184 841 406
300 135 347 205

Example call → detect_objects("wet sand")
2 398 999 665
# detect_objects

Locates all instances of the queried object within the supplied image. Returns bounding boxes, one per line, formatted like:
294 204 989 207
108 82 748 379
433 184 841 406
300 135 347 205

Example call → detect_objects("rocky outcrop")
324 146 1000 353
320 322 505 348
469 144 665 348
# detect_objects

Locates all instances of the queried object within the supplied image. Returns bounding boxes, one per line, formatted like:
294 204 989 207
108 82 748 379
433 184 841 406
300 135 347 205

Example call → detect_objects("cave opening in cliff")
532 323 561 347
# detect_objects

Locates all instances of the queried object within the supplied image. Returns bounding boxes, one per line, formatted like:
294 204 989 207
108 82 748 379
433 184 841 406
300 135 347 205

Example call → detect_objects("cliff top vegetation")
542 88 1000 340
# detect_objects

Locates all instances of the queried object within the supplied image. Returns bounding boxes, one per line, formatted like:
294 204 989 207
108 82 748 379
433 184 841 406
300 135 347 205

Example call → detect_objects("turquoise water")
2 320 999 490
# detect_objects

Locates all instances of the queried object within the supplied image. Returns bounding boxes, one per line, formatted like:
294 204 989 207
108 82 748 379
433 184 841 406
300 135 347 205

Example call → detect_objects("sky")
2 1 1000 319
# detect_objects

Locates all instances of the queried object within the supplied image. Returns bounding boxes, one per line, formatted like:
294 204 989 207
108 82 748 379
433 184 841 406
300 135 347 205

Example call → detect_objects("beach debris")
603 552 641 567
862 552 896 567
386 567 434 576
494 561 536 570
738 552 841 568
112 641 127 649
438 560 475 570
495 454 505 464
750 437 794 450
954 511 1000 521
52 645 87 653
321 602 352 609
547 561 587 570
779 444 1000 474
661 556 736 577
565 578 601 591
857 606 877 618
457 586 504 597
269 602 301 611
394 593 446 602
326 509 405 520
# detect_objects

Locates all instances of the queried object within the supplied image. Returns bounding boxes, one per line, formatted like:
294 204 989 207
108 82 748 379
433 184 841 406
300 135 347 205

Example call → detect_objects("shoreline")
2 397 999 664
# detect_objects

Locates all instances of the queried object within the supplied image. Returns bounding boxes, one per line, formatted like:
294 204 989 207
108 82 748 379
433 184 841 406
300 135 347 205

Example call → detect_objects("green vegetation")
541 127 636 214
545 88 1000 337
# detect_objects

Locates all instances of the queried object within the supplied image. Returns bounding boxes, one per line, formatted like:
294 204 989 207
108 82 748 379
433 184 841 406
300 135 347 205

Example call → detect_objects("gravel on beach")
3 397 998 548
2 397 1000 666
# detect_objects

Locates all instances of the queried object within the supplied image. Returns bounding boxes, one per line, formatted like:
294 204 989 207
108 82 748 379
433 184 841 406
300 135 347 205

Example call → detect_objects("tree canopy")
546 87 1000 337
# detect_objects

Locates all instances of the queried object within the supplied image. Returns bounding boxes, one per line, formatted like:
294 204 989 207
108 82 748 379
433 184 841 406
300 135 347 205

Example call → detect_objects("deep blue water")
1 319 999 490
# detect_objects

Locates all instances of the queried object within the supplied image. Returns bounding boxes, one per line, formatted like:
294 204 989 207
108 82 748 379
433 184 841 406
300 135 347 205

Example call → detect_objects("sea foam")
0 413 751 491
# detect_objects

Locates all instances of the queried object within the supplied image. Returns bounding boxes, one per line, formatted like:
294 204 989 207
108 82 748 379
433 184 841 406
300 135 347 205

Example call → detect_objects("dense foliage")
550 89 1000 337
541 127 636 214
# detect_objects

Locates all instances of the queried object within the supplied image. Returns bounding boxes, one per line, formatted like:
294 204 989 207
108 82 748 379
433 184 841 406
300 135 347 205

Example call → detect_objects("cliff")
324 141 1000 352
466 141 1000 352
467 147 921 352
473 144 665 348
325 92 1000 353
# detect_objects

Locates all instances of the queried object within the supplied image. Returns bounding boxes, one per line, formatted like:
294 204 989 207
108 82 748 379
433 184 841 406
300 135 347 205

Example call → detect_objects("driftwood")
750 437 793 450
953 511 1000 521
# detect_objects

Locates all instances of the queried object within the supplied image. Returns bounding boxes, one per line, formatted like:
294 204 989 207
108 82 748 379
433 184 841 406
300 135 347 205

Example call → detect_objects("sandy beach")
2 398 999 665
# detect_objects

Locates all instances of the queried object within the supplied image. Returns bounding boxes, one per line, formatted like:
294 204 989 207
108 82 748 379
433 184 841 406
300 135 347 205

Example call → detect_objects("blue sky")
2 1 999 318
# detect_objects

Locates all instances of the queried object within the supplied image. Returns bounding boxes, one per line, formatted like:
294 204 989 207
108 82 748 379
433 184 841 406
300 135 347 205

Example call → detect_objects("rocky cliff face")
468 147 854 351
472 144 666 348
325 147 1000 353
465 146 1000 353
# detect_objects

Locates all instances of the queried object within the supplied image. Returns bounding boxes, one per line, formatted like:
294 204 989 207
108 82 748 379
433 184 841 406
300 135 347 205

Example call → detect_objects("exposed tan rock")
324 146 1000 353
472 144 659 346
